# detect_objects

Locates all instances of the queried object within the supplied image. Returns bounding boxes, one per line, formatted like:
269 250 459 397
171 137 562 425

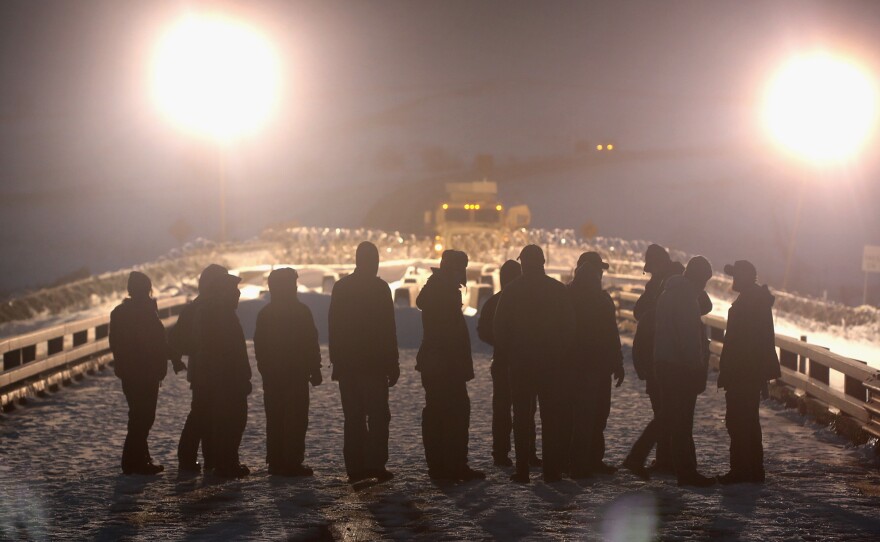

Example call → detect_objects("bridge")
1 236 879 540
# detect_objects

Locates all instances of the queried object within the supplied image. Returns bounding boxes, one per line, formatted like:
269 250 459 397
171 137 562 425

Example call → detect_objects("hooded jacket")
566 271 624 375
415 269 474 382
476 261 521 371
493 271 576 375
169 297 202 387
109 297 170 382
254 291 322 387
718 283 781 391
328 270 398 380
653 275 711 391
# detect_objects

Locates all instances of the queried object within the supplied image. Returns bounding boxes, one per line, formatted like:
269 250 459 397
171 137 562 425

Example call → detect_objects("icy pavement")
2 345 880 541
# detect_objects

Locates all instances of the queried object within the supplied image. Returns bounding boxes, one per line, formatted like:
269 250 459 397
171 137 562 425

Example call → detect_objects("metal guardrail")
1 296 189 408
614 289 880 439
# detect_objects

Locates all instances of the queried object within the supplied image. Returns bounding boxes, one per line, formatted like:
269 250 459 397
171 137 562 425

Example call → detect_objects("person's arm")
303 306 323 386
492 290 512 352
327 286 341 367
605 294 625 386
381 282 400 386
476 295 497 346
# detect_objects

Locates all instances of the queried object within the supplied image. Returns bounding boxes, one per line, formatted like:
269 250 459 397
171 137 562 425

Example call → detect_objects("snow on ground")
2 341 880 541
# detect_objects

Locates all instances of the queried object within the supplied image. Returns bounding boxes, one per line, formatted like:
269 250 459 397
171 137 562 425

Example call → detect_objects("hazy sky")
1 0 879 299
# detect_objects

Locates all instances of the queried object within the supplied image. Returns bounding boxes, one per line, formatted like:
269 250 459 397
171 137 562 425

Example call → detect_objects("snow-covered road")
2 344 879 541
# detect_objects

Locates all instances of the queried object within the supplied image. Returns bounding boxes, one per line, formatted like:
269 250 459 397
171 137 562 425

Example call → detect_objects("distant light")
596 144 604 151
606 144 614 150
442 203 449 210
152 13 280 141
763 53 878 163
474 204 481 210
434 243 443 252
495 204 503 211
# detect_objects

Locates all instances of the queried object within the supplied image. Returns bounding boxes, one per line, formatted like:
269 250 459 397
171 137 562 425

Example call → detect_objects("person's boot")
493 455 514 467
287 464 314 477
348 472 370 484
510 469 530 484
621 457 650 480
366 468 394 482
129 462 164 476
454 466 486 482
592 462 618 475
719 470 750 485
543 471 563 483
179 461 201 473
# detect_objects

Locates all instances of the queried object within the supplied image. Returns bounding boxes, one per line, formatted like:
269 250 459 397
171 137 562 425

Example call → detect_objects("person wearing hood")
565 252 624 478
416 249 485 481
255 267 322 477
329 242 399 483
717 260 781 485
653 256 716 487
477 259 541 468
622 245 679 478
494 245 576 483
109 271 178 475
170 263 229 472
197 268 252 478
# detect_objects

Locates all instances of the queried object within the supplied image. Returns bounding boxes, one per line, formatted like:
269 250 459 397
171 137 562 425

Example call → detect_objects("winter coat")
718 283 781 391
328 271 399 381
197 297 252 397
415 269 474 382
566 277 623 376
493 271 576 377
109 297 170 382
653 275 710 394
169 297 202 387
631 264 679 380
254 294 322 387
477 291 507 371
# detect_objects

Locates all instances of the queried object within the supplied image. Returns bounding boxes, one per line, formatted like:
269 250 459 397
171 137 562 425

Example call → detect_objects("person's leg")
289 380 310 468
537 375 562 480
588 373 612 469
511 372 535 479
340 378 367 476
567 377 591 477
446 380 471 473
142 382 159 464
626 388 659 467
421 376 444 474
556 376 574 474
491 365 513 463
725 390 748 477
230 392 249 469
178 391 201 467
264 389 281 470
121 380 152 471
746 390 764 481
364 376 391 473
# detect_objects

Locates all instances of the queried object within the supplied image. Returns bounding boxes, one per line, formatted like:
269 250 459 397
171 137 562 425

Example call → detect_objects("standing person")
254 268 322 477
109 271 180 475
494 245 575 483
622 245 679 479
477 260 541 468
170 263 228 472
197 269 252 478
718 260 781 484
566 252 625 478
653 256 716 487
329 242 399 483
416 249 485 481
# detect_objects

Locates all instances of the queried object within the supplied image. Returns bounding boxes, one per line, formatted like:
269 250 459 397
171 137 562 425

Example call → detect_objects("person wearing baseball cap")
255 267 322 477
623 245 680 479
494 244 576 483
653 256 717 487
717 260 780 485
564 252 624 479
415 249 484 481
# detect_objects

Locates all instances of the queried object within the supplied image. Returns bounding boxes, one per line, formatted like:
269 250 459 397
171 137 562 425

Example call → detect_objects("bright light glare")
152 14 280 141
763 53 878 163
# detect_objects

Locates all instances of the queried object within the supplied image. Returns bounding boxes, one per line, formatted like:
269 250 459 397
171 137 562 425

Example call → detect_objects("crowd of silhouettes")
108 241 780 487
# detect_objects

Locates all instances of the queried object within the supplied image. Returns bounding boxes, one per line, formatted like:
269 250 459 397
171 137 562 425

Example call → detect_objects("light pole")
152 13 280 242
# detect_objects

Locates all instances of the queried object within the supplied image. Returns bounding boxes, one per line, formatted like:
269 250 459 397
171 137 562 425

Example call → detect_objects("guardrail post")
809 359 830 386
845 374 867 402
798 335 808 374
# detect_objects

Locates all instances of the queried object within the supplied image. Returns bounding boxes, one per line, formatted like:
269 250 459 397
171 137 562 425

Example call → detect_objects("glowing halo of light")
152 13 280 141
763 53 878 164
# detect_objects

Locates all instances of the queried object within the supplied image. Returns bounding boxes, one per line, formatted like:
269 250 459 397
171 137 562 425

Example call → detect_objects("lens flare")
763 53 878 164
152 13 280 141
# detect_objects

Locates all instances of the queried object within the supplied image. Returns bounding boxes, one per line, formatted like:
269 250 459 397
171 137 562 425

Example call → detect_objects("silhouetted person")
109 271 177 475
197 269 252 478
565 252 624 478
329 242 399 483
718 260 781 485
170 263 228 472
494 245 575 483
416 250 485 481
623 244 679 479
654 256 716 487
254 268 322 477
477 260 541 467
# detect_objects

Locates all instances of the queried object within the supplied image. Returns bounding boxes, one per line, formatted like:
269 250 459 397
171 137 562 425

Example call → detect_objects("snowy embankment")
2 337 880 540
